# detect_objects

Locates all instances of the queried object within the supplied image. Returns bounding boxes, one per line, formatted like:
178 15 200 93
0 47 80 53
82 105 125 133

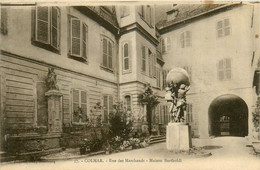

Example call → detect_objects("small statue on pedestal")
46 68 59 90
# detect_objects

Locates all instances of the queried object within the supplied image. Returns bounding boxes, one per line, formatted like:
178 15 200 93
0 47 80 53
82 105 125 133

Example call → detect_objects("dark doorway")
208 94 248 137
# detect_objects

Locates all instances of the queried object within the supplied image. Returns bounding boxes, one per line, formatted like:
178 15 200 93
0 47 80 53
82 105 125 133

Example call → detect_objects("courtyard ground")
1 137 260 170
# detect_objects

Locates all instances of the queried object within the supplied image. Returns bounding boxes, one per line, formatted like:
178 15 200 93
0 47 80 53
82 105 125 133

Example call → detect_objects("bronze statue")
165 68 190 123
46 68 59 90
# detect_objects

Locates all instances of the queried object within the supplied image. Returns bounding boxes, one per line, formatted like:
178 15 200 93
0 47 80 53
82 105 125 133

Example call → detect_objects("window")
124 95 131 111
217 18 230 38
103 95 113 123
156 66 162 88
1 7 7 35
180 31 191 48
186 103 193 123
120 6 130 17
69 17 88 60
148 50 153 77
161 37 171 53
141 46 146 72
122 42 131 72
139 5 154 27
72 89 88 123
218 58 231 80
158 105 169 124
162 70 169 89
33 7 60 52
102 37 114 70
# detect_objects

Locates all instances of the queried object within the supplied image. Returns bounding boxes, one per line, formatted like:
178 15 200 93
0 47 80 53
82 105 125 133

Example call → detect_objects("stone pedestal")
45 90 63 133
166 123 192 151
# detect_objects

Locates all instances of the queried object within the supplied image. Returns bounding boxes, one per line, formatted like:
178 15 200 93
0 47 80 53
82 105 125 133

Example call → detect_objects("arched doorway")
208 94 248 137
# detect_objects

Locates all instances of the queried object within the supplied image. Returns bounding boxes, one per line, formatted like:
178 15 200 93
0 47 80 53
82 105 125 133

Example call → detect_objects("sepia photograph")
0 0 260 170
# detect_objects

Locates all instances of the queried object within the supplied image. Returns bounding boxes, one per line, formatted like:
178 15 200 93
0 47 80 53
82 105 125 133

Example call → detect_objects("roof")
156 3 241 30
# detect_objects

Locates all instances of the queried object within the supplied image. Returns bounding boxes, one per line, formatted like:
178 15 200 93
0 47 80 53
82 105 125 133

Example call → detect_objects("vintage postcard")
0 0 260 170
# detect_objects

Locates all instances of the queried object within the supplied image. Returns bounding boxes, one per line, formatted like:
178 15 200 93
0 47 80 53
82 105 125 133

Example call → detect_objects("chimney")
166 4 179 21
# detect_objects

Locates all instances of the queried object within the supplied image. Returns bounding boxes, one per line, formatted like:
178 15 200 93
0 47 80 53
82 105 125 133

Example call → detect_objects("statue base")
166 122 192 151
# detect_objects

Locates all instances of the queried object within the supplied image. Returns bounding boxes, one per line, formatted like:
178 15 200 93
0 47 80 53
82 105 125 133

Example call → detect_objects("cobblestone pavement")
1 137 260 170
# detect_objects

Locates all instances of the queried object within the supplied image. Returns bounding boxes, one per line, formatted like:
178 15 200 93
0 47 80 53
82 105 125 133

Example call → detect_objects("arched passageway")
208 94 248 137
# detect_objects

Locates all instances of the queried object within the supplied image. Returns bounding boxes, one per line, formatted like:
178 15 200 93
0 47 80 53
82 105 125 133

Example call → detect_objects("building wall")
0 6 119 137
160 4 258 138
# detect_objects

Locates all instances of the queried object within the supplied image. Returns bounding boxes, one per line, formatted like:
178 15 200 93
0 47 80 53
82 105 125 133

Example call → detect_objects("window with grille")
102 37 114 70
218 58 231 80
103 95 113 123
72 89 88 123
69 17 88 60
33 7 60 52
180 31 191 48
217 18 231 38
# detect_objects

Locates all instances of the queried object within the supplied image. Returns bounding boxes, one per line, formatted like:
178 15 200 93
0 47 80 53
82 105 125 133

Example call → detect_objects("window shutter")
103 38 108 67
149 51 152 77
36 7 50 44
82 23 88 59
109 96 113 114
1 8 8 35
108 41 113 69
217 20 223 37
186 31 191 47
180 32 185 48
71 18 81 57
51 7 59 49
142 46 146 72
103 96 108 123
166 37 171 51
72 89 80 122
162 38 166 53
224 19 230 36
225 58 231 79
81 91 87 122
218 60 224 80
150 7 154 26
153 54 157 77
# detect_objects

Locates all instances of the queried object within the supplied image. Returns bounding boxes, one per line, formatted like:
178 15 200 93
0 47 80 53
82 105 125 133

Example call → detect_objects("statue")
165 68 190 123
46 68 59 90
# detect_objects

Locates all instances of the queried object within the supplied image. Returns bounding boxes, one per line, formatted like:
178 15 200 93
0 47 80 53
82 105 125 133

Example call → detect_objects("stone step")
150 139 166 145
150 135 166 144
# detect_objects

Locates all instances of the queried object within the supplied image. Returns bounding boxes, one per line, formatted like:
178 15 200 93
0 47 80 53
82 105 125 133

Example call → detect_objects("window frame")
103 94 114 124
217 58 232 81
101 35 114 72
71 89 88 125
32 6 61 54
124 95 132 112
180 31 192 48
69 16 88 61
217 18 231 38
122 41 132 74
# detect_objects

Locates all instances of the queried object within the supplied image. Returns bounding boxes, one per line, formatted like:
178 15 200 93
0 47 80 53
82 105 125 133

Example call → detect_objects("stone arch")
208 94 248 137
